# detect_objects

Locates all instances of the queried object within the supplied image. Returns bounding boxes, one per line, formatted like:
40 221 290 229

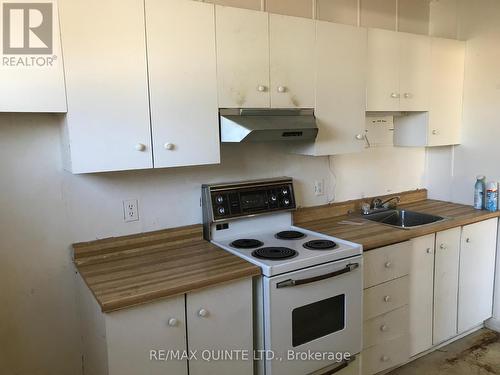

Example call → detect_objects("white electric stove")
202 177 363 375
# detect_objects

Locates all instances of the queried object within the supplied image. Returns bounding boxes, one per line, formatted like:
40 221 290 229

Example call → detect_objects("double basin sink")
363 209 446 229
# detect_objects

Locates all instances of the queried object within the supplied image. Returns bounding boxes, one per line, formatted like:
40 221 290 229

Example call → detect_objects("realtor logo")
3 3 53 54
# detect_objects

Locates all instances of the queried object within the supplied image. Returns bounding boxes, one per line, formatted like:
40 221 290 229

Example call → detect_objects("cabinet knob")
381 355 390 362
164 143 175 151
383 295 391 303
167 318 178 327
355 134 364 140
390 93 400 98
404 93 412 98
380 324 389 332
198 308 209 318
257 85 267 92
432 129 439 135
135 143 146 152
426 248 432 254
277 86 287 93
466 238 471 243
384 261 392 268
440 243 447 250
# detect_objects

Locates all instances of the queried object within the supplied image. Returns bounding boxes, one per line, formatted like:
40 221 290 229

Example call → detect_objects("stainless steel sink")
363 209 447 229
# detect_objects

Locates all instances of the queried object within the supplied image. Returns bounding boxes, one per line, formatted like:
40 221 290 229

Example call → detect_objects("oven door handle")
311 356 356 375
276 263 360 289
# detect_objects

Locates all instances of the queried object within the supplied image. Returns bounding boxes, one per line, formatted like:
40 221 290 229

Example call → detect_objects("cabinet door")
146 0 220 168
399 33 430 111
458 219 498 333
428 38 465 146
313 21 367 155
269 14 315 108
105 296 187 375
366 28 400 112
0 1 66 112
433 227 460 344
187 278 253 375
216 6 269 108
409 234 434 356
60 0 152 173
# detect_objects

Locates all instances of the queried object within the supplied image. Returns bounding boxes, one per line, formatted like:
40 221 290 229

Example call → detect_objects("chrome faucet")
361 196 401 215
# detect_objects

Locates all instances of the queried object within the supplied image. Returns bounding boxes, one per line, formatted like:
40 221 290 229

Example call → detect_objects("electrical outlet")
123 199 139 222
314 180 325 196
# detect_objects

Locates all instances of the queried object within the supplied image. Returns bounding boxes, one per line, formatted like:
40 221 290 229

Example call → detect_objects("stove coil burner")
303 240 337 250
230 239 264 249
252 247 298 260
275 230 306 240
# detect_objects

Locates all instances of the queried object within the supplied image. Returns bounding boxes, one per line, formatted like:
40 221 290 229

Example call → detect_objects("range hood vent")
220 108 318 143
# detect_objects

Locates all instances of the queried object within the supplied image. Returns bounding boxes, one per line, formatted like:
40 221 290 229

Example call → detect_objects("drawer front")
363 305 409 349
362 335 409 375
363 276 409 321
364 242 411 288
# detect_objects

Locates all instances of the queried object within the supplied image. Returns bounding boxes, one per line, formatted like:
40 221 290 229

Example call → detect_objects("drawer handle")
465 238 471 243
198 308 209 318
276 263 359 288
383 295 391 303
381 355 390 362
440 243 447 250
384 261 392 268
426 248 432 254
380 324 388 332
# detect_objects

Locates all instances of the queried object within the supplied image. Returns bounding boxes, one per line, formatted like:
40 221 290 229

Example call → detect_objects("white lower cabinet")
186 278 253 375
433 227 460 344
106 295 188 375
85 277 253 375
408 234 434 356
458 218 498 333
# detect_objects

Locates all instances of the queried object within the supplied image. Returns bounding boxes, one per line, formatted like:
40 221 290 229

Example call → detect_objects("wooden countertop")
72 224 260 313
295 199 500 251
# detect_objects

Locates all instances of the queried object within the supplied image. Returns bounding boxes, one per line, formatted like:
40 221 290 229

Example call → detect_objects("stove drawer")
363 305 409 349
363 276 409 321
362 335 409 375
364 242 411 289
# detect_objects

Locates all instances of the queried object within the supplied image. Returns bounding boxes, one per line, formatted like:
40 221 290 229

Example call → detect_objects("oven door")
263 256 362 375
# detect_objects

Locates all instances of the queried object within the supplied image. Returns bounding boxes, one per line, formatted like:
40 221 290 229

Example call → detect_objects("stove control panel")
202 178 296 222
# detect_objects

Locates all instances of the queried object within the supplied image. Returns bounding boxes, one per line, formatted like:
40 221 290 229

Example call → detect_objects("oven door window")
292 294 345 347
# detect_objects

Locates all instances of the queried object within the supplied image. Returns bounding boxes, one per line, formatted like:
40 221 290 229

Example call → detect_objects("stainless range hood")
220 108 318 143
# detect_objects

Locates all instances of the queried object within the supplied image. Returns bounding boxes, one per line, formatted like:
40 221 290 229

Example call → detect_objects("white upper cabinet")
367 29 430 112
367 28 400 112
458 218 498 333
428 38 465 146
0 0 67 113
399 33 430 111
294 21 367 156
269 14 315 108
146 0 220 168
60 0 153 173
216 6 270 108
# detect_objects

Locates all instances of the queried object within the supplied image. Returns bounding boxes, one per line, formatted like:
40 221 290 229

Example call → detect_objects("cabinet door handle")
384 261 392 268
439 244 447 250
380 324 388 332
383 295 391 303
355 134 364 140
257 85 267 92
465 238 471 243
167 318 178 327
277 86 286 93
403 93 411 98
381 355 390 362
390 93 400 98
426 248 432 254
135 143 146 152
432 129 439 135
198 308 209 318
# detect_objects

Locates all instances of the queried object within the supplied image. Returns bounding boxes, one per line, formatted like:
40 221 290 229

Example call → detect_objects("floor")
389 329 500 375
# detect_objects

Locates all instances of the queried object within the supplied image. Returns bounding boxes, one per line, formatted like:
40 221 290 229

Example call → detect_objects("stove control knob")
218 207 225 215
282 188 289 195
283 199 290 206
271 195 277 202
215 195 224 204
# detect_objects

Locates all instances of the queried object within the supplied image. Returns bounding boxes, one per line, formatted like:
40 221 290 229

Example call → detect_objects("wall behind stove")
0 113 425 375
